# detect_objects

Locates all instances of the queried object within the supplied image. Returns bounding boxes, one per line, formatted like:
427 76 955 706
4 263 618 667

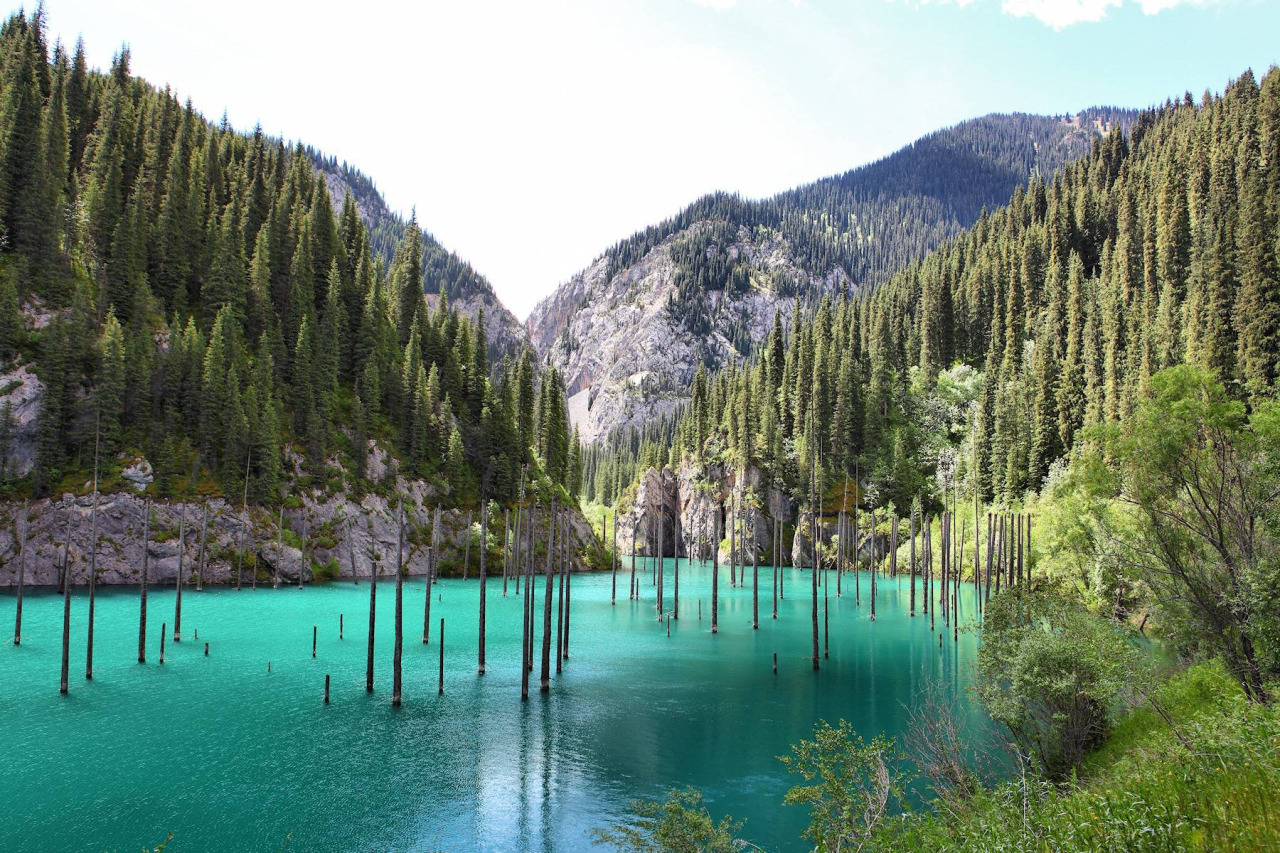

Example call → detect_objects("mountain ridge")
528 108 1136 442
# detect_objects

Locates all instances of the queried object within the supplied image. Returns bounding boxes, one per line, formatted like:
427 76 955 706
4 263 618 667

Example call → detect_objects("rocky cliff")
0 453 598 588
616 461 885 571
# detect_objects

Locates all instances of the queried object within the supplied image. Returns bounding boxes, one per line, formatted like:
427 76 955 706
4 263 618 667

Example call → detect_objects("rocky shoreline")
0 488 598 588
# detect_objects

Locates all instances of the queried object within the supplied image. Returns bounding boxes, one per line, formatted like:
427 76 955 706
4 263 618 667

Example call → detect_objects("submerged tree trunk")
541 500 556 692
366 514 378 693
479 503 488 675
13 499 26 645
711 503 720 634
138 501 150 663
392 499 405 707
86 488 99 678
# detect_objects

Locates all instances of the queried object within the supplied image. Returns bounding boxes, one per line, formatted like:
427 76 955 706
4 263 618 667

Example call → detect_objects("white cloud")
898 0 1228 28
1000 0 1121 28
690 0 739 9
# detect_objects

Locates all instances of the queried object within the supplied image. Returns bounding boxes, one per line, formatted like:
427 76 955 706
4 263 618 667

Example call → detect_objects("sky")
35 0 1280 319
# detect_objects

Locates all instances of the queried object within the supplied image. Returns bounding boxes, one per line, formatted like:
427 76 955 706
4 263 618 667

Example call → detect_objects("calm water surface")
1 560 988 852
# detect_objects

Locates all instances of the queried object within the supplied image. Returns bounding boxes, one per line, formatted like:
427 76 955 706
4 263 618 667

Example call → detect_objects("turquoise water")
1 560 988 852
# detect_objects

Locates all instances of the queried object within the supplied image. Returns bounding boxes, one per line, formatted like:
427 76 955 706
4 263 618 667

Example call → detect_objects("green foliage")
975 590 1141 781
780 720 910 852
590 787 744 853
0 11 571 509
873 661 1280 853
1086 364 1280 702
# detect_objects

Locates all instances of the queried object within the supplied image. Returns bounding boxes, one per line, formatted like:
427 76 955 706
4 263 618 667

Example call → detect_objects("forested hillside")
310 151 527 359
528 110 1132 442
0 10 574 507
607 68 1280 515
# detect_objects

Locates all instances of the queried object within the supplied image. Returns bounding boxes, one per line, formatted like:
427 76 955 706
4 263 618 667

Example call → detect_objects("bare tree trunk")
521 507 533 701
173 507 184 643
60 516 72 694
13 500 26 645
909 505 917 617
501 507 509 598
480 503 488 675
630 518 637 601
752 514 759 630
138 501 149 663
610 509 617 605
86 488 99 677
556 510 565 672
712 503 720 634
392 500 405 706
366 513 377 693
772 518 779 620
673 510 681 619
274 505 283 589
541 500 556 691
196 502 208 592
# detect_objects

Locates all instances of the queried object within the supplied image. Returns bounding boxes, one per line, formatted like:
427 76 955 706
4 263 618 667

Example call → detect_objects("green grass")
874 661 1280 852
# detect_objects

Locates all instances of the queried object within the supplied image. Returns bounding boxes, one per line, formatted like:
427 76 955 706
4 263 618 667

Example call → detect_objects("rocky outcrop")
527 226 825 443
790 510 883 570
0 363 44 478
619 461 794 564
0 473 599 588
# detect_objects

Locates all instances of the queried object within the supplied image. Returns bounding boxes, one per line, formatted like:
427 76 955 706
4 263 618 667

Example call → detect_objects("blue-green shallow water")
1 561 989 852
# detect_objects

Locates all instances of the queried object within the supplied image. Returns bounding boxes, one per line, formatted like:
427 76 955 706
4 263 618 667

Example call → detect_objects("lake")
1 558 988 852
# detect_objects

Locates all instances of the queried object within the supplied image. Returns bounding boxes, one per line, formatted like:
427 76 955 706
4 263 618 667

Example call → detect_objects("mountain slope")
528 109 1134 442
311 152 527 361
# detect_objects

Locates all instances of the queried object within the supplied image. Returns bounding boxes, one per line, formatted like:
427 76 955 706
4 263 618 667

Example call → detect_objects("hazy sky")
38 0 1280 319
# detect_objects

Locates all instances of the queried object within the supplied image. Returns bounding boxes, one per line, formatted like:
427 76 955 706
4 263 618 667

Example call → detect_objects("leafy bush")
975 590 1141 781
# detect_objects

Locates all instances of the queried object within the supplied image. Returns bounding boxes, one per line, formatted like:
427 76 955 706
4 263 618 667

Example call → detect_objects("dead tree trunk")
393 499 405 707
14 500 26 645
366 513 378 693
60 519 72 694
501 507 509 598
711 503 720 634
772 518 779 620
479 503 488 675
86 488 99 678
173 507 185 643
673 511 681 619
909 505 917 617
138 501 150 663
196 502 209 592
556 510 565 673
424 509 435 644
629 518 637 601
611 509 617 605
541 500 556 692
274 504 284 589
752 515 759 630
521 506 534 701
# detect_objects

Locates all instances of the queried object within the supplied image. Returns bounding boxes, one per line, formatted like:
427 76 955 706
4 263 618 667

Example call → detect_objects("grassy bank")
873 661 1280 853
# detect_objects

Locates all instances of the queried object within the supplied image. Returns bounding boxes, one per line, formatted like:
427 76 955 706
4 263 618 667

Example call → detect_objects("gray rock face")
790 511 883 570
0 480 599 588
619 461 794 565
527 223 843 442
120 457 154 492
0 363 44 478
